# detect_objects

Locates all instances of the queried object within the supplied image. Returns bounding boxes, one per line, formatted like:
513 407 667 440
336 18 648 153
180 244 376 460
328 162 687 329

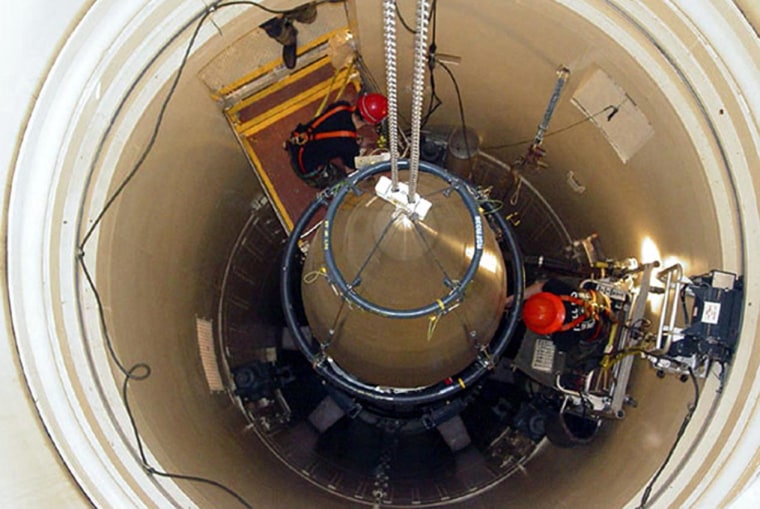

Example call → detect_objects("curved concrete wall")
2 0 759 507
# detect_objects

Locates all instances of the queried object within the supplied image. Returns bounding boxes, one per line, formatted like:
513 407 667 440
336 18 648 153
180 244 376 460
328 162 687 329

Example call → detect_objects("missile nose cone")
301 171 507 387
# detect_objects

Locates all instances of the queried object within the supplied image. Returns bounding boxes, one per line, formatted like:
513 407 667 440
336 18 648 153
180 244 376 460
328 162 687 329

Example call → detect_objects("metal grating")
195 317 225 392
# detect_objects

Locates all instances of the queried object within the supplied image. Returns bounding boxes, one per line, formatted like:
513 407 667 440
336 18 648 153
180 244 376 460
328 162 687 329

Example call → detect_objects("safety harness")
287 104 358 178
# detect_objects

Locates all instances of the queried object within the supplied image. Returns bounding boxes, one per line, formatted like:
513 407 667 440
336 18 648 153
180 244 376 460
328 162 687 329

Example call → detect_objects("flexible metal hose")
382 0 400 189
407 0 432 202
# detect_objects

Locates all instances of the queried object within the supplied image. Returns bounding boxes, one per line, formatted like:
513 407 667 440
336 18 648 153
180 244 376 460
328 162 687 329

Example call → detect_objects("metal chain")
407 0 433 203
382 0 400 189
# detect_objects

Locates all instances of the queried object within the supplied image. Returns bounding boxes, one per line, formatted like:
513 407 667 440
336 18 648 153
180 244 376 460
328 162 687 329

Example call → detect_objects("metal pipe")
654 263 684 355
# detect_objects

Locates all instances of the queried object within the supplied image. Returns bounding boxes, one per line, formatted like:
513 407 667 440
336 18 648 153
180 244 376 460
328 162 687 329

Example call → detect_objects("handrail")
653 263 685 355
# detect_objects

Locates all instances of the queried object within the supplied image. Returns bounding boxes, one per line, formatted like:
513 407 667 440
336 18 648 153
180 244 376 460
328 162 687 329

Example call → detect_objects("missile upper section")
301 170 507 387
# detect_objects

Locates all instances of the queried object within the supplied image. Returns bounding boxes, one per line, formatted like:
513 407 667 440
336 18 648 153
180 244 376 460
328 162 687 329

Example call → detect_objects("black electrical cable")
76 1 351 507
395 1 416 34
121 366 253 509
421 0 442 128
81 0 330 245
383 1 442 129
394 0 436 34
430 0 438 45
399 3 624 155
437 59 470 158
390 1 442 130
80 7 207 246
354 54 382 92
420 69 443 128
422 47 442 127
482 103 622 151
637 365 701 509
77 253 137 378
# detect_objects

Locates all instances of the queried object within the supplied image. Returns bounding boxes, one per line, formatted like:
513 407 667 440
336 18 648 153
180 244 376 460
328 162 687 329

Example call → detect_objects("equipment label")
532 338 556 373
702 301 721 324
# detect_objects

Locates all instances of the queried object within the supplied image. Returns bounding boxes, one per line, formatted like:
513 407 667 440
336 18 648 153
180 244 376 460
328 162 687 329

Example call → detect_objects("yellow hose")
313 60 355 118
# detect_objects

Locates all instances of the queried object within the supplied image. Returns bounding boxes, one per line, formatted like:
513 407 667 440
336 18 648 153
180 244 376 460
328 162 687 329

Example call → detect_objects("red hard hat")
357 93 388 124
522 292 567 335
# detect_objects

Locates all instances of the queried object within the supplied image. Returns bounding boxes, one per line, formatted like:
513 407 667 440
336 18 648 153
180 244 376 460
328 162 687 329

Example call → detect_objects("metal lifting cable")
382 0 400 189
407 0 433 203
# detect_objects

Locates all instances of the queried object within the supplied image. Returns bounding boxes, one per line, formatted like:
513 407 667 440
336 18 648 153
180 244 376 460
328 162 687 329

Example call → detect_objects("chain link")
407 0 432 202
382 0 400 189
381 0 432 200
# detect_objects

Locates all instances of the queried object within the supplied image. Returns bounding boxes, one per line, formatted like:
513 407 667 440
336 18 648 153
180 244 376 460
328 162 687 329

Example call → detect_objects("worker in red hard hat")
285 93 388 189
519 278 611 351
355 93 389 124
